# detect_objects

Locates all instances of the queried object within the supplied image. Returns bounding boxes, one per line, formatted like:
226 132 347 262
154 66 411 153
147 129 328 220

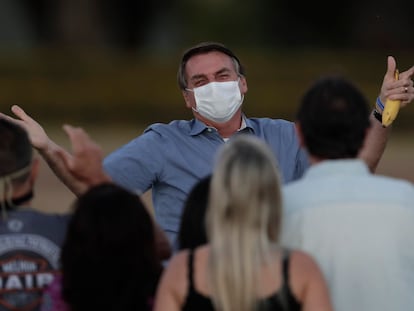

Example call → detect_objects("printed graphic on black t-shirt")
0 234 61 311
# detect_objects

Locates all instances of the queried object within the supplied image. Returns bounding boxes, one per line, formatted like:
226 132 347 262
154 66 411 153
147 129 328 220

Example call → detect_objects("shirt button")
207 128 212 132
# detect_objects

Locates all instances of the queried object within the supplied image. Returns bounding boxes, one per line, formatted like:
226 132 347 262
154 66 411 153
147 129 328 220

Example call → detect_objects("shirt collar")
303 159 370 181
189 114 255 136
189 118 208 136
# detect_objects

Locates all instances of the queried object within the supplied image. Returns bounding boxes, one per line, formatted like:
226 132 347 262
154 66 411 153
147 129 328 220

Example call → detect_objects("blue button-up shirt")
103 116 309 245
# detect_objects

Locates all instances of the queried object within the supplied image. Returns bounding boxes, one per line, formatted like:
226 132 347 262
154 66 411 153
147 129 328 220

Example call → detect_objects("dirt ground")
31 126 414 214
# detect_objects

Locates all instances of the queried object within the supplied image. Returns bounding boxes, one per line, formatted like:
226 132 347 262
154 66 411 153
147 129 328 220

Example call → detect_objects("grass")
1 47 414 129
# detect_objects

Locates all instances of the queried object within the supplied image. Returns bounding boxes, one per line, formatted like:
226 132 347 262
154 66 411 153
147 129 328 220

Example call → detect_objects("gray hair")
177 42 245 90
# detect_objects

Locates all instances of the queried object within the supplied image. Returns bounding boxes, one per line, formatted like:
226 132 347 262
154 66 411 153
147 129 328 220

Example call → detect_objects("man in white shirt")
281 75 414 311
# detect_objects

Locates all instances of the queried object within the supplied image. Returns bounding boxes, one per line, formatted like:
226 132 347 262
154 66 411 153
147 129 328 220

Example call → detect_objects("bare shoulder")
288 250 333 311
166 246 209 276
153 250 190 311
159 249 191 296
164 249 190 279
290 249 320 274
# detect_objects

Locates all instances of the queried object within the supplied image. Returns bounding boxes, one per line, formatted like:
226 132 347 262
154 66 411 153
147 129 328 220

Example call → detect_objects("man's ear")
182 90 193 109
294 122 305 148
239 75 248 94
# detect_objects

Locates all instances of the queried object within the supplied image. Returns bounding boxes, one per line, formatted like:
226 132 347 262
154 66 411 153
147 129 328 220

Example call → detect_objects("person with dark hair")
177 175 210 250
295 76 371 159
40 183 163 311
2 42 414 251
0 119 71 311
281 76 414 311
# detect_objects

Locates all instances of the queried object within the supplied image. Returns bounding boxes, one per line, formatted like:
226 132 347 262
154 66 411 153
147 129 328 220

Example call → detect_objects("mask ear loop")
0 164 32 220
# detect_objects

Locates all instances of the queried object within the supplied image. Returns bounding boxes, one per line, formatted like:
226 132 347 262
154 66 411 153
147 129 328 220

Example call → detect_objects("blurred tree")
21 0 58 44
3 0 414 50
99 0 162 50
56 0 103 46
257 0 414 49
13 0 171 50
351 1 414 49
258 0 357 47
161 0 265 48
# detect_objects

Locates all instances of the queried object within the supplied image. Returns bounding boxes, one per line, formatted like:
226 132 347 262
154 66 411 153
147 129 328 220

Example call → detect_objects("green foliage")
0 48 413 130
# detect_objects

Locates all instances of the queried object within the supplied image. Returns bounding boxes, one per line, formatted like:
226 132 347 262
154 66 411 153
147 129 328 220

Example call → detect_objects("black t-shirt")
0 208 70 311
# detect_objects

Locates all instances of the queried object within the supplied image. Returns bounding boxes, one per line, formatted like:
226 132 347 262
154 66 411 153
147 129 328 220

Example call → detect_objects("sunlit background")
0 0 413 211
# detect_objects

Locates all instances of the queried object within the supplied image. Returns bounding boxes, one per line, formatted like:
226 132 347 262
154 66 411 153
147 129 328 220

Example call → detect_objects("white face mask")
188 79 244 123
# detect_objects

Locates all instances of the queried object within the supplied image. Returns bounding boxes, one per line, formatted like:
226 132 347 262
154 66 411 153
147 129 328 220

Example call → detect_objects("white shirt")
281 159 414 311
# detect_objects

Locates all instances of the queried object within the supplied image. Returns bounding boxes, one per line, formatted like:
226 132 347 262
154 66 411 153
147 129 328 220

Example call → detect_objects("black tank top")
182 248 302 311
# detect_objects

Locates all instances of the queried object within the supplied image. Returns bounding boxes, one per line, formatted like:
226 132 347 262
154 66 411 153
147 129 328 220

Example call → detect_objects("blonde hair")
206 135 282 311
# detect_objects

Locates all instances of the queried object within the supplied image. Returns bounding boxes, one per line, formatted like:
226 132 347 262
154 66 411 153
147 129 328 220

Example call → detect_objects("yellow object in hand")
382 70 400 127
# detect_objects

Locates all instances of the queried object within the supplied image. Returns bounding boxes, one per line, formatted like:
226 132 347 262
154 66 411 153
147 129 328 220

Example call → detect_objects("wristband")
373 108 382 123
376 97 384 112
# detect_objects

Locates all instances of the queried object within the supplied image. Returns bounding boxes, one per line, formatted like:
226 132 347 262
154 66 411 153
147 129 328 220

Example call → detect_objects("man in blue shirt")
2 42 414 249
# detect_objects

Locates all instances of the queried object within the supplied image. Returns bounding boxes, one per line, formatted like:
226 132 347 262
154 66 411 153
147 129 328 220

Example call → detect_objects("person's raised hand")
0 105 50 151
56 124 112 188
380 56 414 108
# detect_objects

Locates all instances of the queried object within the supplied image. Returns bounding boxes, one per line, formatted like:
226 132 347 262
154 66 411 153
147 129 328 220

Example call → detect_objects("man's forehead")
185 51 235 76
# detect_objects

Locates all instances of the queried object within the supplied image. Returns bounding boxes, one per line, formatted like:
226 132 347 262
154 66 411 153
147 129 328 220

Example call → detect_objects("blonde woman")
154 135 333 311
